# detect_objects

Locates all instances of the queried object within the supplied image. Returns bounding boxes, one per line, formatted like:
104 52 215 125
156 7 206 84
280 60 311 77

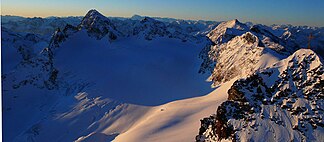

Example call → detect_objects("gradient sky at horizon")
2 0 324 27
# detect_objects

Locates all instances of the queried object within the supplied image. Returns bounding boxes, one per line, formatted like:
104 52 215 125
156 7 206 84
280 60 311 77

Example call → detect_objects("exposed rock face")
47 10 123 50
197 49 324 142
196 115 217 142
79 9 119 40
49 28 67 48
200 32 264 87
200 20 268 87
2 28 59 90
47 9 209 49
2 28 43 61
250 24 297 54
48 9 121 49
207 19 248 44
132 17 171 40
2 47 58 90
63 24 79 36
198 41 216 74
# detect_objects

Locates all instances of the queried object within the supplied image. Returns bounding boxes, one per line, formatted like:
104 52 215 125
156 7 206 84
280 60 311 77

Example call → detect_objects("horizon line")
1 13 323 28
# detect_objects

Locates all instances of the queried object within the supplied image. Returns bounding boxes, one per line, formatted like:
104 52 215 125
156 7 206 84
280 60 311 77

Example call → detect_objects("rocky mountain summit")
79 9 120 40
207 19 249 44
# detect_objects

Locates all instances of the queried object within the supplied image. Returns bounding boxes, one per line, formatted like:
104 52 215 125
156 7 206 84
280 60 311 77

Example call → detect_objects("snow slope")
113 79 235 142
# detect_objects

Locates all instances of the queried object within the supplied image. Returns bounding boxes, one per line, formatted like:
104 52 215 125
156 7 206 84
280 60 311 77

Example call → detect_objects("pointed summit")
80 9 109 29
227 19 240 26
231 19 246 29
207 19 248 44
131 14 144 20
218 19 248 31
84 9 106 19
79 9 119 40
86 9 102 15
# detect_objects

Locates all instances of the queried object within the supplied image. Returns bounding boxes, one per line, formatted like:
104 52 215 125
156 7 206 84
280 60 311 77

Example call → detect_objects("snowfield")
114 80 235 142
54 30 213 105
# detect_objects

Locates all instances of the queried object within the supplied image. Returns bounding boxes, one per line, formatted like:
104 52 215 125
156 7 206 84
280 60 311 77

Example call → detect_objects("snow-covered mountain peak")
79 9 119 40
131 14 144 20
207 19 248 44
278 49 322 71
87 9 104 16
273 49 323 73
80 9 107 26
225 19 247 30
44 9 120 49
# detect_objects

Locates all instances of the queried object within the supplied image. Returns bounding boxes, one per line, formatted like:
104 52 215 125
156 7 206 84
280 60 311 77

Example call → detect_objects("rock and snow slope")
204 32 284 87
197 49 324 142
200 30 285 87
197 20 324 142
199 19 323 87
207 19 248 44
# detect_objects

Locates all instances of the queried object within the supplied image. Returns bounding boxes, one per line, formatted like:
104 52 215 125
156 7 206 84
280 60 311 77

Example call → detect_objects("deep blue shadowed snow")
55 30 213 106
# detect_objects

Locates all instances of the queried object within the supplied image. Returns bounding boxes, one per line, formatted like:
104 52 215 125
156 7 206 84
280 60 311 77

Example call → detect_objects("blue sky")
2 0 324 26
